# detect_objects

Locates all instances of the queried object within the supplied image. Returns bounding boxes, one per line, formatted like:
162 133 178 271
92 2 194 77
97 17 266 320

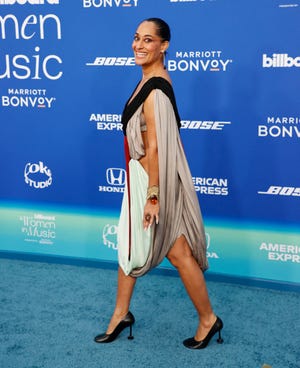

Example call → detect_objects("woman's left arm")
143 90 160 229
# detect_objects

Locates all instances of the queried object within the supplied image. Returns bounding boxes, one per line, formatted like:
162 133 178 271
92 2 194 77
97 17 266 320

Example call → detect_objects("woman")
94 18 223 349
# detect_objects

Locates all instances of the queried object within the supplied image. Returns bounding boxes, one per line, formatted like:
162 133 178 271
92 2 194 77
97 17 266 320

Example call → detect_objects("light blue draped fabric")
118 159 153 276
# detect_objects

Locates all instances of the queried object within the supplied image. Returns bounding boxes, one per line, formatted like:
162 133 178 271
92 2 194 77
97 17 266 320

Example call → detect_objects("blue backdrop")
1 0 299 287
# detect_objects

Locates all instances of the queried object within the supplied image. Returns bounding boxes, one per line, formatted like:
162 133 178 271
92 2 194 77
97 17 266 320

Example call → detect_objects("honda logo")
106 168 126 186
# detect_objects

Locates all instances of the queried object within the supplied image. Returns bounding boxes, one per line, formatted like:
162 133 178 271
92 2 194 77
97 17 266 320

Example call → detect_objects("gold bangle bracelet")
147 185 159 201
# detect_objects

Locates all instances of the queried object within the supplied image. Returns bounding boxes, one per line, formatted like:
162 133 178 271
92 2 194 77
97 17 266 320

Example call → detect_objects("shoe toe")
94 333 109 343
183 337 199 349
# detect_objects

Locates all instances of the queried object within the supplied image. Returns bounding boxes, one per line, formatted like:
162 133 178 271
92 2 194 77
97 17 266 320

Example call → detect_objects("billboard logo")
20 213 56 245
106 168 126 186
0 0 59 4
262 54 300 68
0 47 63 81
258 186 300 197
0 14 62 80
24 161 52 189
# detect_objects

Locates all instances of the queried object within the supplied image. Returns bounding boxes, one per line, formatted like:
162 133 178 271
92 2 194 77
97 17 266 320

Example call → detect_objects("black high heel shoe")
183 316 223 350
94 311 135 343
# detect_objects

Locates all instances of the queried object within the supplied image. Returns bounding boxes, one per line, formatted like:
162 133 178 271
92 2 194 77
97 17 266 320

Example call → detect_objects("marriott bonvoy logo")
83 0 138 8
2 88 56 108
0 0 59 4
168 50 233 73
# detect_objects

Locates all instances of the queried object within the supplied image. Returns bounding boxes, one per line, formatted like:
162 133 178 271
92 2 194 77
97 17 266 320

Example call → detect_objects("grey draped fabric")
124 88 208 277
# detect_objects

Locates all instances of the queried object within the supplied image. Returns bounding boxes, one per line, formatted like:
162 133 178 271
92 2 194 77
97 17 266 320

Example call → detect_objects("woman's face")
132 21 167 68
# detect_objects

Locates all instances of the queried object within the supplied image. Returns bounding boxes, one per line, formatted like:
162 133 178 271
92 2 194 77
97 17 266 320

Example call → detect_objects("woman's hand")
143 200 159 230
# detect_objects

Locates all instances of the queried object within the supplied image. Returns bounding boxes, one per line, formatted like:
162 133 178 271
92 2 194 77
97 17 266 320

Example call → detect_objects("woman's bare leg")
167 235 216 341
106 266 136 334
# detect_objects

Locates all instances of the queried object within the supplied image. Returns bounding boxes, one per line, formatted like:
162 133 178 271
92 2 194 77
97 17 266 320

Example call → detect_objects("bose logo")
258 186 300 196
86 57 135 67
181 121 231 130
106 168 126 186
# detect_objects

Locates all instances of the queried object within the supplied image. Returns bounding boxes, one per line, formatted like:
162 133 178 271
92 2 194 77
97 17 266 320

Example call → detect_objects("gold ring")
145 214 151 221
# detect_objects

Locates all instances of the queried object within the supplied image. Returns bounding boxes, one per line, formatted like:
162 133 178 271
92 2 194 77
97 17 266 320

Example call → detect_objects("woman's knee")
167 236 193 268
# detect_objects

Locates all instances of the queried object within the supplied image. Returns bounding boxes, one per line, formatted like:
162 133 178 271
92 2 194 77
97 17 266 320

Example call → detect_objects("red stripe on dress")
124 136 132 261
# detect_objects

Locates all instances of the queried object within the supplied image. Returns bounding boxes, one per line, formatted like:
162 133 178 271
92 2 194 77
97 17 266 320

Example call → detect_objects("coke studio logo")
24 161 52 189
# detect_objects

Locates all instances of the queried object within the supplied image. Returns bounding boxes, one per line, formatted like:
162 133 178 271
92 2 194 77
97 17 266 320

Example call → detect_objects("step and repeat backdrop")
0 0 299 287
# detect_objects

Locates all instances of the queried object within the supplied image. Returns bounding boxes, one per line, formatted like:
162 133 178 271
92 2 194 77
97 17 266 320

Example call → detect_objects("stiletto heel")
128 324 134 340
94 311 135 343
183 316 224 350
217 330 223 344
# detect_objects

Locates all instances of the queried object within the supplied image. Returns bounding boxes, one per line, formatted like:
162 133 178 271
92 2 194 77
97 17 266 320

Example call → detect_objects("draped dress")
117 77 208 277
